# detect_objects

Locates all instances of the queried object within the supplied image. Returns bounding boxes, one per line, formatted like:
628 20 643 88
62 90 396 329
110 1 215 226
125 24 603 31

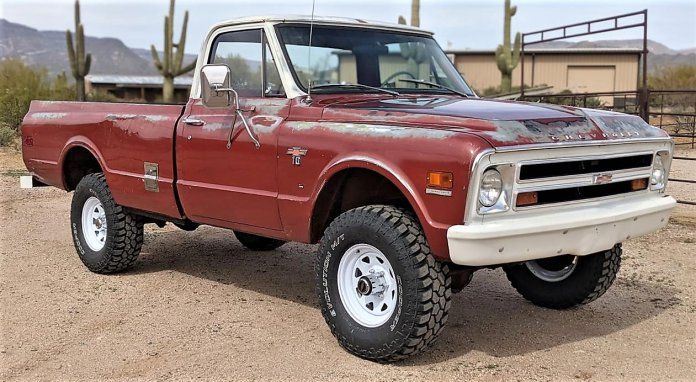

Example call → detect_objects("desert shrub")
87 90 121 102
542 89 603 108
649 65 696 90
0 59 75 136
0 124 16 147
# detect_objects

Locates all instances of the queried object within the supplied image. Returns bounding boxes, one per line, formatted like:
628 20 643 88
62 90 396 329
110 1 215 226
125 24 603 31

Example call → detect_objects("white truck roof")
208 15 433 35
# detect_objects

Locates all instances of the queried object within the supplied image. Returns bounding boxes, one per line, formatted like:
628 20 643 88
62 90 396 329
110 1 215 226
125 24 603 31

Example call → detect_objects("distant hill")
527 39 696 72
1 18 693 77
0 19 196 77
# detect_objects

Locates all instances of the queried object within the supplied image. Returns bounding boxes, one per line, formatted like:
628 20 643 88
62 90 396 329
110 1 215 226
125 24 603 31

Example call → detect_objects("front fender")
308 153 453 259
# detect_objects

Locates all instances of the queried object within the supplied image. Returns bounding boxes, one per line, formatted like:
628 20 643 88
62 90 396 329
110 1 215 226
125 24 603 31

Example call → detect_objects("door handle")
183 117 205 126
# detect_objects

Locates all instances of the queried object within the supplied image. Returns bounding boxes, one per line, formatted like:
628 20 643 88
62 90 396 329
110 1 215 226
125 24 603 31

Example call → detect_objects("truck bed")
22 100 186 219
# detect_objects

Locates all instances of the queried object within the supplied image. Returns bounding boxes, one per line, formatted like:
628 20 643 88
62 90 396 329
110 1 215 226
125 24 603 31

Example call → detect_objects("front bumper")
447 195 676 266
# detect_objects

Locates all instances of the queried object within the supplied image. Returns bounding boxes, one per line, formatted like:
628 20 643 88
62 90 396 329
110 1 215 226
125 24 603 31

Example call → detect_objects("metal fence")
520 89 696 205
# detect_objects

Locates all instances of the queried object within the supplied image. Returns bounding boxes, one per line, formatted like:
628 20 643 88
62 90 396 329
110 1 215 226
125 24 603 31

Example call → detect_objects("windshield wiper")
310 83 401 97
398 79 469 98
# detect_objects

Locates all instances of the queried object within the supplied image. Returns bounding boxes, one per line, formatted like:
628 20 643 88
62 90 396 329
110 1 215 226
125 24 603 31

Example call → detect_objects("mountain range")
1 18 694 77
0 19 196 77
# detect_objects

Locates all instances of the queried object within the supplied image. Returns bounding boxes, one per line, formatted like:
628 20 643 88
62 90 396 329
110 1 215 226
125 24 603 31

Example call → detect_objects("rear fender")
58 136 109 190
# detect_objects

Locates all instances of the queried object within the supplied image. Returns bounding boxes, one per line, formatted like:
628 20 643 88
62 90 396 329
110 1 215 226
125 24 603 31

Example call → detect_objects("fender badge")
286 147 308 166
426 188 452 197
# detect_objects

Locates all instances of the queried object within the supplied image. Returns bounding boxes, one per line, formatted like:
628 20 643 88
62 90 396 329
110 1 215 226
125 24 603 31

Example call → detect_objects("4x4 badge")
287 147 308 166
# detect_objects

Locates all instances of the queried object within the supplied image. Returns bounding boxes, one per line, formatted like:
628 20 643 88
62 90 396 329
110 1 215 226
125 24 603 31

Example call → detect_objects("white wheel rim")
337 244 398 328
526 256 578 282
81 196 107 251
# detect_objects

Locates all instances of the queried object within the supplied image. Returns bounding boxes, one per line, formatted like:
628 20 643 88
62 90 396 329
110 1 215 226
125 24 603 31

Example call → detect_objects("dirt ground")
1 146 695 381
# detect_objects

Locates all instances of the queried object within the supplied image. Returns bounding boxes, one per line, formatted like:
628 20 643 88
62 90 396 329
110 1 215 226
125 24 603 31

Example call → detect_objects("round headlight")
479 169 503 207
651 155 665 186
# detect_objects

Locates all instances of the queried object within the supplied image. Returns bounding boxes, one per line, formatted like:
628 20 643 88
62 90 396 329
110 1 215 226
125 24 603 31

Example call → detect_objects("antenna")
306 0 317 103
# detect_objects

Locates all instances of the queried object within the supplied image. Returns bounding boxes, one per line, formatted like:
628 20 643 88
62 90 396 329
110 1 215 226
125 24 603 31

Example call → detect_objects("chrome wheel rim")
81 196 107 251
337 244 398 328
526 256 578 283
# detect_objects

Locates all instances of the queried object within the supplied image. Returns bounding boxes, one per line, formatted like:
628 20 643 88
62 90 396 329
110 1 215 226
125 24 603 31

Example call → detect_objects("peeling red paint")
20 93 669 260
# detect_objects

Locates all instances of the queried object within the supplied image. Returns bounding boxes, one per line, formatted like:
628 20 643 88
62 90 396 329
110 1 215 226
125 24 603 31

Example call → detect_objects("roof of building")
86 75 193 88
208 15 431 35
446 48 644 55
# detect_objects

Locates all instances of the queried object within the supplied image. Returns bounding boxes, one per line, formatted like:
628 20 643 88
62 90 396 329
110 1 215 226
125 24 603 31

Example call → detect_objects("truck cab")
21 16 676 362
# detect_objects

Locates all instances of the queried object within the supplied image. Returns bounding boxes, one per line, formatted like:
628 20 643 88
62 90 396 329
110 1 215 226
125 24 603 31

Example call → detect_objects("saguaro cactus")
398 0 420 27
150 0 196 103
495 0 521 93
66 0 91 101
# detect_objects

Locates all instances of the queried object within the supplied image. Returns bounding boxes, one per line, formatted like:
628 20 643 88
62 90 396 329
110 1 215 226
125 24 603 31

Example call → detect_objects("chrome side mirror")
201 64 234 108
199 64 261 150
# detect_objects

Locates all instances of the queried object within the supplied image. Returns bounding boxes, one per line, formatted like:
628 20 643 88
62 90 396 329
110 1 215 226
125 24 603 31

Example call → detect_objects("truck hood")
320 96 668 147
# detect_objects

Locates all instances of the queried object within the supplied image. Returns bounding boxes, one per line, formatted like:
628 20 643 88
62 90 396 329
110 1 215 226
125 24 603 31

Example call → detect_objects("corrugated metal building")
85 75 193 103
446 48 643 94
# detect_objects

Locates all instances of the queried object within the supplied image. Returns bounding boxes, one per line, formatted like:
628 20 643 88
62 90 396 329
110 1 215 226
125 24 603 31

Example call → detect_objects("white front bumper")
447 195 676 266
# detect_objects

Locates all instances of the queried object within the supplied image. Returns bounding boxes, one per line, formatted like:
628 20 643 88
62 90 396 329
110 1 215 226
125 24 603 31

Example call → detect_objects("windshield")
276 25 475 97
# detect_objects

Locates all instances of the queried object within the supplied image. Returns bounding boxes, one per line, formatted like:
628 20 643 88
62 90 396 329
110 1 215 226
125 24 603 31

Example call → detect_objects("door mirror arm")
201 64 261 150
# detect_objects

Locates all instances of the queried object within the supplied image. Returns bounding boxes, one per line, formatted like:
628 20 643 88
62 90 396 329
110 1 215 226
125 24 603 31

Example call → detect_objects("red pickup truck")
21 16 676 362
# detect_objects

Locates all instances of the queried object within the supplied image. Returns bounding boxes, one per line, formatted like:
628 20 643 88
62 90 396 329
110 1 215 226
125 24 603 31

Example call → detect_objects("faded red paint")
20 93 669 260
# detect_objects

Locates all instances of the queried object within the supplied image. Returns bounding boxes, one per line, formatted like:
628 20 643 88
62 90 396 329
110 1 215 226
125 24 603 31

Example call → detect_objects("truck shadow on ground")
132 227 680 364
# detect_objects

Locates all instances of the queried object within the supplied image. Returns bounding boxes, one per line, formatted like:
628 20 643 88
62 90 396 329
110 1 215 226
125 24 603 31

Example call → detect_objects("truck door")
176 28 289 231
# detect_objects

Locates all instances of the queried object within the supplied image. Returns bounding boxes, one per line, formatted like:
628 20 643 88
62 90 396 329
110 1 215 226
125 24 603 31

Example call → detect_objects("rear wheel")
316 205 451 362
70 173 143 274
233 231 286 251
503 245 622 309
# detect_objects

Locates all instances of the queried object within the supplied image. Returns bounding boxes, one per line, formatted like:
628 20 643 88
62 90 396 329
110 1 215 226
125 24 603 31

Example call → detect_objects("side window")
264 43 285 97
209 29 285 97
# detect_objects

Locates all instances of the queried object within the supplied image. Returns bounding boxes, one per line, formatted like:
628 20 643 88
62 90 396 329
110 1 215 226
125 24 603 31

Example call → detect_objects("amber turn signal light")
427 171 453 189
516 191 539 207
631 178 649 191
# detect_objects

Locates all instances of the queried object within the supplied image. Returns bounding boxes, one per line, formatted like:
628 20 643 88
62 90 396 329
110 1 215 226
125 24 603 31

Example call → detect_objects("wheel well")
310 168 415 243
63 147 102 191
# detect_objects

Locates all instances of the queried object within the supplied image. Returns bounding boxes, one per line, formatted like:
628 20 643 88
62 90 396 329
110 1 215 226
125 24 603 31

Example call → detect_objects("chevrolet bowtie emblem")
592 173 613 185
287 147 308 166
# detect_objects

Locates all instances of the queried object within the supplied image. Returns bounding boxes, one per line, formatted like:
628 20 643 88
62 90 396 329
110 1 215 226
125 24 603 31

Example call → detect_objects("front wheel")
315 205 451 362
503 245 622 309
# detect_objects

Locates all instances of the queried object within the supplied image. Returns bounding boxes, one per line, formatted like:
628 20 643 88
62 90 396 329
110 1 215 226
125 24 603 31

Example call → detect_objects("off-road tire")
234 231 286 251
315 205 452 362
70 173 143 273
503 244 622 309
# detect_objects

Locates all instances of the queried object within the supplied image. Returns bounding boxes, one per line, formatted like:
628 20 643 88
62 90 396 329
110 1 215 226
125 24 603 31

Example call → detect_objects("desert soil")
1 146 695 381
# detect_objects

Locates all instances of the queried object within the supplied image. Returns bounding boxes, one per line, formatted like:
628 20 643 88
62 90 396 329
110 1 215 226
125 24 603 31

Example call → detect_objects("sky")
1 0 695 53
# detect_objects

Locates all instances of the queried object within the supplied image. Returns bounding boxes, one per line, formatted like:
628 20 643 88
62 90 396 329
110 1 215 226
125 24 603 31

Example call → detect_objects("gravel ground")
1 146 695 381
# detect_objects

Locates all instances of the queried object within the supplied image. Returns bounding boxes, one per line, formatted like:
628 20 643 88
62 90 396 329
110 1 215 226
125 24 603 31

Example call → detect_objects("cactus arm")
163 15 172 76
150 45 164 71
66 30 78 77
495 44 508 73
84 53 91 76
511 32 521 68
176 60 196 77
173 11 189 75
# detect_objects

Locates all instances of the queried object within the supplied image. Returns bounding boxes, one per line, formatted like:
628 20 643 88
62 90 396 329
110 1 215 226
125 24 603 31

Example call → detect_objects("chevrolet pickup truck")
21 16 676 362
